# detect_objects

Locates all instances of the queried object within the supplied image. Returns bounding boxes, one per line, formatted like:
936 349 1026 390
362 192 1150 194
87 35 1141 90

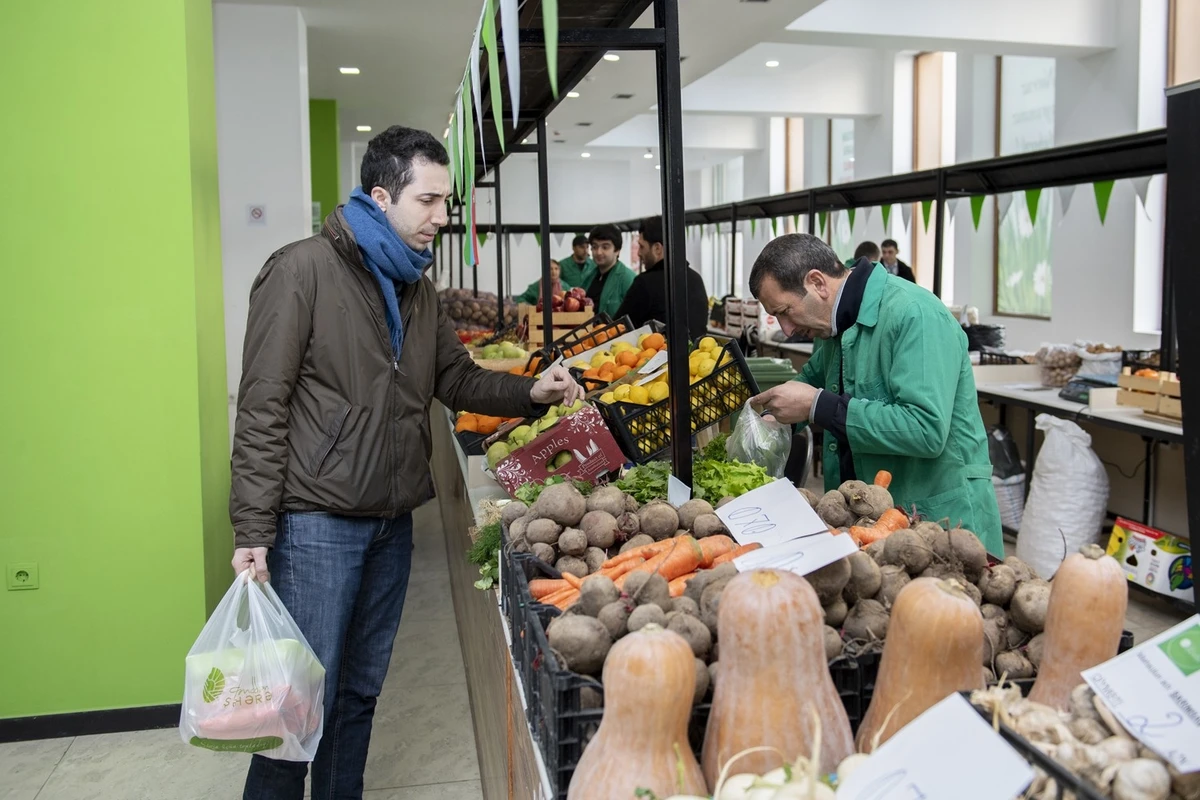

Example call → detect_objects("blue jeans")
243 512 414 800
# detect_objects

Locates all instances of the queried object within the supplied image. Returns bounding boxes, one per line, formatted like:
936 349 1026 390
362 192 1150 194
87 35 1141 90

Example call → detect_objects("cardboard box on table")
1106 517 1193 601
490 405 626 496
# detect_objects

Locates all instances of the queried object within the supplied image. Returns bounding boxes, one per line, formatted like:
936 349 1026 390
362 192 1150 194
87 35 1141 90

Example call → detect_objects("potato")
824 596 849 627
585 485 626 518
981 565 1017 607
1003 556 1038 583
597 601 631 639
527 518 563 545
844 599 890 642
1010 579 1052 634
558 528 588 557
619 533 654 554
627 603 667 633
616 511 640 539
556 555 589 578
824 625 844 660
579 511 618 549
677 499 715 530
531 543 556 564
533 482 587 526
693 658 711 704
816 490 854 528
843 550 883 605
578 575 620 617
807 556 852 605
546 615 611 674
875 565 911 608
692 513 729 539
948 527 988 582
668 613 713 660
623 571 672 612
501 501 529 527
995 650 1035 680
882 529 932 575
638 501 680 541
583 547 607 574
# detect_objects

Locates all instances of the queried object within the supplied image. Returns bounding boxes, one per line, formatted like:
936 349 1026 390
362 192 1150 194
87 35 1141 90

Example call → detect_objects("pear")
486 441 510 469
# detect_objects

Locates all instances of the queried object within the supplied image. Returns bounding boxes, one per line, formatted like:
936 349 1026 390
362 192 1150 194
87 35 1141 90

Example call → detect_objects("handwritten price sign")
1083 615 1200 773
715 480 828 549
837 694 1033 800
733 531 857 576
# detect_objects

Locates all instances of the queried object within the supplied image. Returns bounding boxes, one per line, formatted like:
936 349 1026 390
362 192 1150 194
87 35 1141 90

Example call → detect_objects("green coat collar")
854 265 888 329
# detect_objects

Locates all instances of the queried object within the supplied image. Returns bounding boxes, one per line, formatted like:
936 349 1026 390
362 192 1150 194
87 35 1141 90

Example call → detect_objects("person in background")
617 216 709 341
230 125 583 800
582 224 636 318
516 259 571 305
559 234 594 287
880 238 916 283
747 234 1001 556
851 240 881 265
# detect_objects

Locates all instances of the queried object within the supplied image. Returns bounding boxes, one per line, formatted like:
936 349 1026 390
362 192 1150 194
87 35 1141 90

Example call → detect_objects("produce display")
579 332 669 392
537 285 594 314
1036 344 1084 387
475 341 528 361
439 287 517 335
455 411 523 436
484 398 588 470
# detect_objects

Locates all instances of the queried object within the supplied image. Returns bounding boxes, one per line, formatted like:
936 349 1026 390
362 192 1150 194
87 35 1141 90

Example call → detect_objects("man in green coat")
559 234 595 287
748 234 1002 555
581 224 636 319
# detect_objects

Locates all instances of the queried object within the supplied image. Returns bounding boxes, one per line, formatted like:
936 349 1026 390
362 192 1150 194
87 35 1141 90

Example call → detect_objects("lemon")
612 341 634 354
698 357 717 378
720 352 732 366
599 392 615 404
629 385 650 405
698 336 717 352
648 382 669 402
613 384 632 401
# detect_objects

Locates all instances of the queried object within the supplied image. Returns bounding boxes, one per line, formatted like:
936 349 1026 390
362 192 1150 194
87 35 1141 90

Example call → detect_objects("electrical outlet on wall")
7 563 39 590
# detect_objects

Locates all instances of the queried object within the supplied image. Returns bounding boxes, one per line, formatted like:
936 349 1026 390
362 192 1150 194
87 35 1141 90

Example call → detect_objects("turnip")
577 575 619 617
619 533 654 554
882 528 932 575
806 556 852 605
842 551 882 605
981 564 1018 606
874 565 911 608
547 615 611 674
638 500 680 540
533 482 587 526
556 555 589 578
677 498 715 530
527 518 563 545
579 510 618 549
948 527 988 582
585 485 626 517
1011 579 1052 634
843 599 889 642
557 528 587 557
627 603 667 633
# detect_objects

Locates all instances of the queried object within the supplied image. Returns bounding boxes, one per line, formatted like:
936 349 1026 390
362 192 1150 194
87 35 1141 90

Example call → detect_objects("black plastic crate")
1123 348 1180 375
565 319 663 394
554 313 629 359
963 692 1107 800
977 350 1030 366
597 338 759 463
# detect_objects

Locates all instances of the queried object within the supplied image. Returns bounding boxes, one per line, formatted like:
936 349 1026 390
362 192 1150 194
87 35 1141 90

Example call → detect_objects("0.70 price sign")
714 479 828 548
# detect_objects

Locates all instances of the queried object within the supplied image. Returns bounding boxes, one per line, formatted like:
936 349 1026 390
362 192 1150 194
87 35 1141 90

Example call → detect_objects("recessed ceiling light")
644 150 654 159
603 53 621 62
356 125 372 132
655 165 661 170
567 91 580 98
581 152 591 158
765 60 780 68
339 67 361 75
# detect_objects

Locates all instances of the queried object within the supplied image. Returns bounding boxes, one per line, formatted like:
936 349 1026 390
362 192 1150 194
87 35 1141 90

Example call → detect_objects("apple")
552 294 565 310
568 287 587 301
564 296 582 312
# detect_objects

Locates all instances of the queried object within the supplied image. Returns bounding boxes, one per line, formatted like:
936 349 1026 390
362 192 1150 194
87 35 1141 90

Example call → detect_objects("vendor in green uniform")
559 234 595 287
748 234 1003 556
581 224 636 319
515 259 571 305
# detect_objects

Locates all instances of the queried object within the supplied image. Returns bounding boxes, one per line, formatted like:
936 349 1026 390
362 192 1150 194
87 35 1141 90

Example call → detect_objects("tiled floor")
1 497 1191 800
0 502 482 800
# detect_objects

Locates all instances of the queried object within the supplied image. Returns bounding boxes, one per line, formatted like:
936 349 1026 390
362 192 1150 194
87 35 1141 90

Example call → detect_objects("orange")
614 364 631 379
583 368 601 380
639 348 659 364
615 323 626 334
636 358 648 368
594 330 610 344
509 366 524 375
598 366 615 381
616 350 639 368
644 333 666 351
455 414 479 433
475 415 502 434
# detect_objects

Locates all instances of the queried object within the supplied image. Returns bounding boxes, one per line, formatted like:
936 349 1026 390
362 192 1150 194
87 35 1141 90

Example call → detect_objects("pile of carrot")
847 470 910 546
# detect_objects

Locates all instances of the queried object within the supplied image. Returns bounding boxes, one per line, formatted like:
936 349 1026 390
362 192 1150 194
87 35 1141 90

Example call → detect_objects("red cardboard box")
493 405 626 495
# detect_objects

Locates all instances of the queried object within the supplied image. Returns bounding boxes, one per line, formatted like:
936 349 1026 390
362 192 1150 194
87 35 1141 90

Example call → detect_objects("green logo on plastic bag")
202 667 226 703
190 735 283 753
1159 624 1200 677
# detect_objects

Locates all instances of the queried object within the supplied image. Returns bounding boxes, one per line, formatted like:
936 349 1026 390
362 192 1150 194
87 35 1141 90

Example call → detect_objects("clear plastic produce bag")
179 570 325 761
727 400 792 478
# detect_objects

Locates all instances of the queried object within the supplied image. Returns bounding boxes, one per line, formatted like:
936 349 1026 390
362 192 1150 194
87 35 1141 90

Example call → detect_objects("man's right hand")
232 547 270 582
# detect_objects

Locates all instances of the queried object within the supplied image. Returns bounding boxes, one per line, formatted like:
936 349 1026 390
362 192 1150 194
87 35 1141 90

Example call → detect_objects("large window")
911 52 956 293
1169 0 1200 87
828 118 855 259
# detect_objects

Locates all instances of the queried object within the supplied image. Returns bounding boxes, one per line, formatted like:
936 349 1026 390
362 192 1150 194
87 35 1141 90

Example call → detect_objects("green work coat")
558 255 595 288
581 261 636 319
799 268 1003 556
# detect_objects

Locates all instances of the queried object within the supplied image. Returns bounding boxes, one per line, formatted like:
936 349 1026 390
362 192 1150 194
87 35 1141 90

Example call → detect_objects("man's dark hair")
854 240 881 261
360 125 449 200
589 224 623 251
572 234 588 247
881 239 899 250
638 216 664 247
749 234 848 298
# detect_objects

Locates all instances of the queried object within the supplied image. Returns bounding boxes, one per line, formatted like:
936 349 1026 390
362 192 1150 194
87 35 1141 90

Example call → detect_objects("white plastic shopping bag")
1016 415 1110 579
180 570 325 761
727 400 792 478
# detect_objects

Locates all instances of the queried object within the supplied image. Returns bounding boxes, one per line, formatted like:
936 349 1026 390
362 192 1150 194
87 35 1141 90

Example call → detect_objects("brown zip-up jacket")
229 209 539 548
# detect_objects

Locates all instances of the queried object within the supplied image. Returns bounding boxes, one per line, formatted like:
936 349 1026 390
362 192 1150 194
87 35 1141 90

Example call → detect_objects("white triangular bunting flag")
900 202 912 231
1057 184 1077 221
469 9 486 171
500 0 520 128
862 206 873 228
553 232 567 249
1130 176 1153 220
512 232 525 247
997 193 1014 224
948 197 965 223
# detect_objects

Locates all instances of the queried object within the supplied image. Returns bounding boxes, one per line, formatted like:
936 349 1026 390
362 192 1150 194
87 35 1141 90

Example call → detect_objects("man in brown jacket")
230 125 581 800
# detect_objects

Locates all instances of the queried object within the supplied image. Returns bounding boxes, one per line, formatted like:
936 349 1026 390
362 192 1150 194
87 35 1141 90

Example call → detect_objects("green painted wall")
0 0 230 718
310 99 340 225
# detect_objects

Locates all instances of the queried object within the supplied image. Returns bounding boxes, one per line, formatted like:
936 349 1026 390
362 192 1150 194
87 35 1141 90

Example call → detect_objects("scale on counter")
1058 374 1118 403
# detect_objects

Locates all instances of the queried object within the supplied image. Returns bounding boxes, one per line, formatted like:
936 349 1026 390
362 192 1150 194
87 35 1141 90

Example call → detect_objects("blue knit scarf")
342 186 432 358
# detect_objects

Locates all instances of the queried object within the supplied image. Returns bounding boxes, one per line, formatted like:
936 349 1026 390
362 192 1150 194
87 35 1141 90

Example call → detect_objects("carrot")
562 572 583 590
850 507 910 546
529 578 570 599
601 541 671 569
599 557 645 581
874 470 893 489
539 587 574 607
616 536 704 588
668 572 698 598
697 535 738 567
711 542 763 566
550 590 580 610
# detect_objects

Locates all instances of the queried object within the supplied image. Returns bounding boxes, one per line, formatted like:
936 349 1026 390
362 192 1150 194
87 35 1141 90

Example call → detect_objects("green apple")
481 344 502 359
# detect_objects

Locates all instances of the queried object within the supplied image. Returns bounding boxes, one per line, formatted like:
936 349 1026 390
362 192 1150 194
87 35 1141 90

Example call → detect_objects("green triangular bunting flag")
482 0 505 152
880 204 891 231
920 200 933 232
818 211 827 236
478 232 488 248
1025 188 1042 226
750 218 757 237
847 207 856 231
771 217 778 237
435 232 443 249
970 196 985 230
792 214 800 232
1094 180 1114 224
534 232 542 247
544 0 559 98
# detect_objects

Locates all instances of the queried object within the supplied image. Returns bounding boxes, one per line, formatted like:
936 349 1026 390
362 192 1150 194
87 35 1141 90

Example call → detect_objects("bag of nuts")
1034 344 1082 387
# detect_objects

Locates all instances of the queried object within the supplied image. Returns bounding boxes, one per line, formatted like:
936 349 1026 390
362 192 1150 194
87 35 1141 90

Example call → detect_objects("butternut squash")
701 569 854 785
1028 544 1128 711
856 578 983 751
567 624 706 800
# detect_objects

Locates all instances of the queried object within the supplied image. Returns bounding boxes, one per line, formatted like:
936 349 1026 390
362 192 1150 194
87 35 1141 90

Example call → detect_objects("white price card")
636 368 667 386
837 694 1034 800
1082 614 1200 773
715 479 828 549
733 530 857 575
668 475 692 507
638 349 669 374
